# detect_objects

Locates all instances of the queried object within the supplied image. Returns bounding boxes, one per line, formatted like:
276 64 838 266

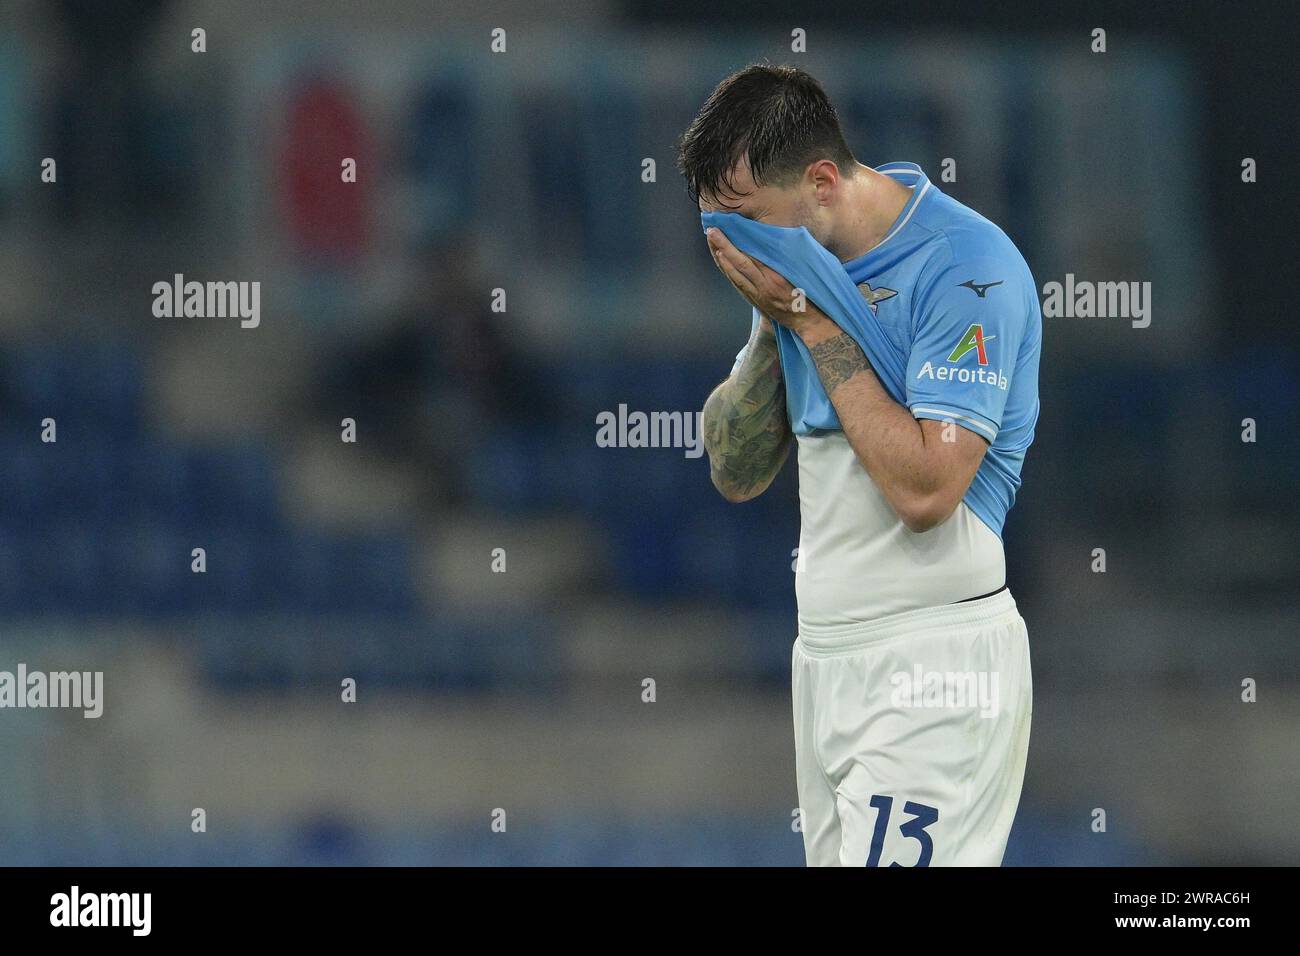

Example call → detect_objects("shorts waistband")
797 588 1019 656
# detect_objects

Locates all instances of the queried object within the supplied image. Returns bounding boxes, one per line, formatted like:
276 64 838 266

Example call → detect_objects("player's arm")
703 226 985 529
701 315 793 503
797 320 985 532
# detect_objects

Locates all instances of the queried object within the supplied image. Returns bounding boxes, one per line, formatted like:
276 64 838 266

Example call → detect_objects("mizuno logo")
958 278 1003 298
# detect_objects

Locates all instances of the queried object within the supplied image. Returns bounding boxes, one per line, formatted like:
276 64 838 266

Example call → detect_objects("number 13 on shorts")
856 794 940 867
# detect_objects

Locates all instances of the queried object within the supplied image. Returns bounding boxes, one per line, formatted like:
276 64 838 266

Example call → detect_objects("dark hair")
675 63 856 205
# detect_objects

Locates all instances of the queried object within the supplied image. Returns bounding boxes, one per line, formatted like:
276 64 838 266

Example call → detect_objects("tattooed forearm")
701 326 792 501
807 331 872 395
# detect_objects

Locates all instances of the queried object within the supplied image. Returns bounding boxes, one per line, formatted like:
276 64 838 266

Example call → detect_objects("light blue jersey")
704 162 1041 537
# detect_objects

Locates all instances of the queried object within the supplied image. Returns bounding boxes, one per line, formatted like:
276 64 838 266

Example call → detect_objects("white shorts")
791 588 1032 867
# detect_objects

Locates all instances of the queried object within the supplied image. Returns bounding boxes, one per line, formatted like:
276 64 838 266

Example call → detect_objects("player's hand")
706 226 834 339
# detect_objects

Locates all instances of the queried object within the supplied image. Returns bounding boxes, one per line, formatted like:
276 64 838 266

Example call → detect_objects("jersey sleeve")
905 256 1027 443
728 307 763 377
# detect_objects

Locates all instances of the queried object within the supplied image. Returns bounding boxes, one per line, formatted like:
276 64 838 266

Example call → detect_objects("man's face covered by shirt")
698 154 835 249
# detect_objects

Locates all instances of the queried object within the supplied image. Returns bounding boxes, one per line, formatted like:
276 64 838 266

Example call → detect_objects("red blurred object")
281 78 370 264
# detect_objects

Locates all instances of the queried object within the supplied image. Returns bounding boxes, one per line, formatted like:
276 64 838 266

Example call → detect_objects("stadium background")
0 0 1294 865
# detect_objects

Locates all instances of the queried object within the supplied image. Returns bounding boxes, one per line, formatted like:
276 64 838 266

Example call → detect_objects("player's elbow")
712 474 762 503
898 506 946 534
895 490 958 534
719 488 756 504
